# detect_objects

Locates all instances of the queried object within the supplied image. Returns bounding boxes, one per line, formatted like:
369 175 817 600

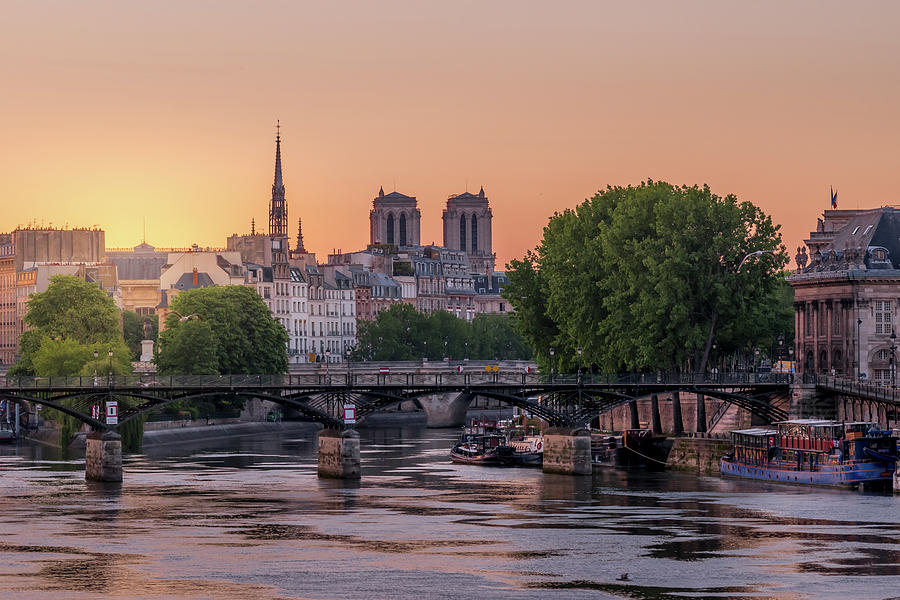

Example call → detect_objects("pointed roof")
295 217 306 253
268 122 288 238
273 126 284 194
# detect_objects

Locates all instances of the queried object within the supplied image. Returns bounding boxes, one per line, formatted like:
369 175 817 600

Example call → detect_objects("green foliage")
10 275 138 449
11 275 126 376
157 285 288 374
123 311 157 359
504 180 791 372
23 275 121 344
155 319 220 375
119 416 145 453
351 304 531 361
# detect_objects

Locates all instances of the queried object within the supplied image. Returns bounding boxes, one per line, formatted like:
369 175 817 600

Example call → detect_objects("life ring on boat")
536 440 543 451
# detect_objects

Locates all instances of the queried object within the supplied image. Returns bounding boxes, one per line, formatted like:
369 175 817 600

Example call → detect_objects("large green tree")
352 304 531 361
156 285 288 374
504 180 790 373
155 319 219 375
10 275 129 376
9 275 137 450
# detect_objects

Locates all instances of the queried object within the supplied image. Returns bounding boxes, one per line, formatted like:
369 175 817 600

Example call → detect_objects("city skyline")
3 2 899 265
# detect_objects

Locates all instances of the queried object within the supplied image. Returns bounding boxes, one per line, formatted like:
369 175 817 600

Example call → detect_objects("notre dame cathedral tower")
442 187 495 274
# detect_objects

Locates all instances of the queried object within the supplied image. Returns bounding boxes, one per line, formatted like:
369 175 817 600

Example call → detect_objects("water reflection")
0 423 896 599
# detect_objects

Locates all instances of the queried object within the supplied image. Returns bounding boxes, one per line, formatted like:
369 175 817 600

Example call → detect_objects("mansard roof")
789 207 900 282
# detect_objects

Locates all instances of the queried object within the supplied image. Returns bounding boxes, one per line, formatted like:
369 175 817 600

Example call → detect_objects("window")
875 300 892 334
387 214 394 245
459 215 466 252
472 214 478 252
399 213 407 247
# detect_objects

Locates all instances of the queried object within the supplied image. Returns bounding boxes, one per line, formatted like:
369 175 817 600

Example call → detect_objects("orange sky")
2 1 899 267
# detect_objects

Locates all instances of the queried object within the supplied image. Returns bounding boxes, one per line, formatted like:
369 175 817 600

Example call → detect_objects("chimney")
192 267 199 286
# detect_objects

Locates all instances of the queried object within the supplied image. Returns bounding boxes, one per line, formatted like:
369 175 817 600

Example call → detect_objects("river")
0 424 898 600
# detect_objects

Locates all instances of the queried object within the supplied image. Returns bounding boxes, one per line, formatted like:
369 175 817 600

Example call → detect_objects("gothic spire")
269 121 288 238
296 217 306 253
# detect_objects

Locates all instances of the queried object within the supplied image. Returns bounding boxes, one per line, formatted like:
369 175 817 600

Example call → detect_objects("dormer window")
852 226 860 235
864 225 873 235
873 249 887 261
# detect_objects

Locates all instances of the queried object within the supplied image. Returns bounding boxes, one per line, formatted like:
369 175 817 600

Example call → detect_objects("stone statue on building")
795 246 808 270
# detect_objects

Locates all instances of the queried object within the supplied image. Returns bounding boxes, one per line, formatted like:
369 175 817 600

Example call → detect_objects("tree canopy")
351 304 531 361
10 275 131 376
156 285 288 374
504 180 791 373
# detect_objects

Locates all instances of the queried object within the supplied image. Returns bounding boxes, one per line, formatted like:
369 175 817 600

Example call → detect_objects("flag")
830 186 837 209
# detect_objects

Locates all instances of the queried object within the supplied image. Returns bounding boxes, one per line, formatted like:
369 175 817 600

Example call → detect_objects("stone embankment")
665 435 732 475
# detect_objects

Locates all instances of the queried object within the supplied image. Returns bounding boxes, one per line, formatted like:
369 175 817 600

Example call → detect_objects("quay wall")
666 437 732 475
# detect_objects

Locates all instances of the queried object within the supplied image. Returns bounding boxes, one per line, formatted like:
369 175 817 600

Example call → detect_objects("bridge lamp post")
345 348 351 383
890 330 896 387
576 346 583 384
107 349 113 385
549 347 555 383
93 349 98 386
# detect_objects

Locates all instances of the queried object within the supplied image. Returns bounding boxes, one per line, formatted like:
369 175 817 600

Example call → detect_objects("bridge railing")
814 374 900 405
0 371 793 390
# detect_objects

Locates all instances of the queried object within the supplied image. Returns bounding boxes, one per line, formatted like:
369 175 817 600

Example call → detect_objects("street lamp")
345 348 351 383
576 346 583 384
890 330 896 387
93 349 99 385
107 348 113 383
549 347 555 382
737 250 776 271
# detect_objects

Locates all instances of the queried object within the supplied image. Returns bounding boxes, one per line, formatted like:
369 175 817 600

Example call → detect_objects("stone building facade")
787 207 900 382
369 188 421 248
0 228 107 364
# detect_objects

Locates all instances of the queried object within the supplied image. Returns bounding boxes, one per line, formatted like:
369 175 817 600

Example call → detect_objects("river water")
0 424 898 600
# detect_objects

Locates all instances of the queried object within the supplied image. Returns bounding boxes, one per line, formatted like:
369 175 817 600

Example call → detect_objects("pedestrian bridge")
0 370 791 431
0 371 792 482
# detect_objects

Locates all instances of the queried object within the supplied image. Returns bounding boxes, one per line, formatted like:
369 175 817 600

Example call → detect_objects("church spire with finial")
295 217 306 253
269 120 287 238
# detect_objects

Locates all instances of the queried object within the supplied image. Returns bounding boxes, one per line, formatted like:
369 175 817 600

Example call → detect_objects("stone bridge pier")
542 427 592 475
317 428 361 479
417 392 474 428
85 430 123 482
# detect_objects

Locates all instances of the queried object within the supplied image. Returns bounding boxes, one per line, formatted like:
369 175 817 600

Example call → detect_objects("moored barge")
721 419 897 490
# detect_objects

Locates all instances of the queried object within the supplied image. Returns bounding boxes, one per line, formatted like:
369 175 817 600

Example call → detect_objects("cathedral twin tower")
369 186 495 274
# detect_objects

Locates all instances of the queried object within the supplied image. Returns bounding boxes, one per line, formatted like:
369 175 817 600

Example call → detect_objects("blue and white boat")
721 419 897 490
